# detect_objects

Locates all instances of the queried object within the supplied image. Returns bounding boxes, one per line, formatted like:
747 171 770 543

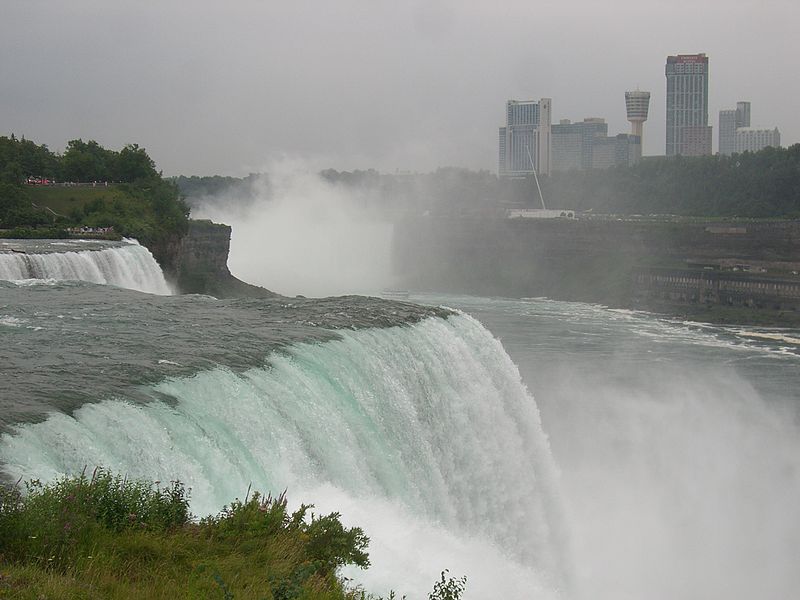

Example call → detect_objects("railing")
25 181 118 187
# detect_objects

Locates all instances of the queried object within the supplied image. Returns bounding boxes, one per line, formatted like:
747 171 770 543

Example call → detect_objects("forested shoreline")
0 136 188 245
177 145 800 220
540 144 800 218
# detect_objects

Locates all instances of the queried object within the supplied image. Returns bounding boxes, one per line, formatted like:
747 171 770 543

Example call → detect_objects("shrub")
0 468 190 569
428 570 467 600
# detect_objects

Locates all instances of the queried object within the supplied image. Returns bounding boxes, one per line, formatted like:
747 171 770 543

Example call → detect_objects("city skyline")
1 1 797 176
499 98 642 176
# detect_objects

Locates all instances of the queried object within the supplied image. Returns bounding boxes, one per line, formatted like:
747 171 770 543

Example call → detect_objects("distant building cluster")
498 98 640 177
498 52 783 176
719 101 780 155
733 127 781 154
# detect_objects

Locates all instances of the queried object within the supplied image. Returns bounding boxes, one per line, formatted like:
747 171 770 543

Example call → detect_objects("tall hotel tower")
665 53 711 156
499 98 552 177
625 90 650 158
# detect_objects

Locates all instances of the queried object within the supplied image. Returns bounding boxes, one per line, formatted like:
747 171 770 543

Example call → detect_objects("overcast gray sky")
2 0 797 176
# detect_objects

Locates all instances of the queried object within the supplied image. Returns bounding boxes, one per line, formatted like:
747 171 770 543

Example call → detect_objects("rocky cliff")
153 219 275 297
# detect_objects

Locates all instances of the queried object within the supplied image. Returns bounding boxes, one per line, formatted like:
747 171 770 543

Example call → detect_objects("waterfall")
0 241 171 295
0 313 567 598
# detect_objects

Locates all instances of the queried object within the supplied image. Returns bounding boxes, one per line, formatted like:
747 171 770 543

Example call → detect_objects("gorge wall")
393 216 800 322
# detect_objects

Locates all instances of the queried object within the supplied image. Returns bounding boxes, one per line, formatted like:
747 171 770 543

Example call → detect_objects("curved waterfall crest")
0 312 568 593
0 241 171 295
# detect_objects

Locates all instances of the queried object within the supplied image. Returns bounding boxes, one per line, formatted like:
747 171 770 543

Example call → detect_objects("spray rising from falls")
193 164 395 297
0 313 567 598
0 241 171 295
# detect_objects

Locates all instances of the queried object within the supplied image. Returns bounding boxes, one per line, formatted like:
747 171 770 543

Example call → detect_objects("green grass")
0 470 371 599
24 186 129 217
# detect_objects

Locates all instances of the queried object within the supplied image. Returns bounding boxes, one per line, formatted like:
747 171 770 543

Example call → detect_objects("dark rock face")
144 233 184 279
156 220 275 298
393 216 800 322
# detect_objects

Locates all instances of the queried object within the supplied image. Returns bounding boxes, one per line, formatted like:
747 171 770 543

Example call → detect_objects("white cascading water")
0 313 567 599
0 241 171 295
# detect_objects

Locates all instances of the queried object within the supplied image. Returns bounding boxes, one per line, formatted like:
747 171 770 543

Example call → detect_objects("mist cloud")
193 159 395 297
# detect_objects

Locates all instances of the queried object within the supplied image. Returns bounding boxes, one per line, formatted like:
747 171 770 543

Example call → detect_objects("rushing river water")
415 294 800 600
1 244 799 599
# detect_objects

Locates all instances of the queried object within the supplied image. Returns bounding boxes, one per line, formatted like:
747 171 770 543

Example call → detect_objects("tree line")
0 135 160 184
177 144 800 220
537 144 800 218
0 135 188 243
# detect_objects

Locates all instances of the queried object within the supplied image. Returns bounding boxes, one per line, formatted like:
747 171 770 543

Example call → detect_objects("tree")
0 183 46 228
1 160 24 185
429 570 467 600
114 144 158 182
61 139 115 182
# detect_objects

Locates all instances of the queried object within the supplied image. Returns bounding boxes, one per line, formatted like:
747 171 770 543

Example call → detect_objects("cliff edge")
153 219 276 298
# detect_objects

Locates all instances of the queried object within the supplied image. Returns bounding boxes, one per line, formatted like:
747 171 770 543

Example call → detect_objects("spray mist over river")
435 295 800 600
1 239 800 599
191 165 395 297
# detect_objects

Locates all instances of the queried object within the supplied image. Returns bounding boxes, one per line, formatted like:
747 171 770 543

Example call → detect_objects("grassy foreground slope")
0 470 369 599
0 471 467 600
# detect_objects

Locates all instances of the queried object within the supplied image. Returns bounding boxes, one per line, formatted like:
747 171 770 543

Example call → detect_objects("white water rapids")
0 240 171 295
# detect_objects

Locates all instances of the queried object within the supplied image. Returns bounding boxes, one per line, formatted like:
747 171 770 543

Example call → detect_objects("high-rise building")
736 101 751 129
625 90 650 157
719 110 738 156
538 98 552 176
665 53 711 156
498 98 552 177
551 118 641 172
551 121 583 172
734 128 781 153
719 101 751 155
498 127 507 175
552 118 608 171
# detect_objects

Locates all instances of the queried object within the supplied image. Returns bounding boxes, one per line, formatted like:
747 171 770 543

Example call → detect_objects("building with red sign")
665 53 711 156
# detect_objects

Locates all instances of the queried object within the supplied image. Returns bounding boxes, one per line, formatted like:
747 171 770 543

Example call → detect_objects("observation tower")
625 90 651 144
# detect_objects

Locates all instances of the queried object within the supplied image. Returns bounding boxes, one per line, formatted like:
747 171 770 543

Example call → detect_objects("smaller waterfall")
0 241 172 295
